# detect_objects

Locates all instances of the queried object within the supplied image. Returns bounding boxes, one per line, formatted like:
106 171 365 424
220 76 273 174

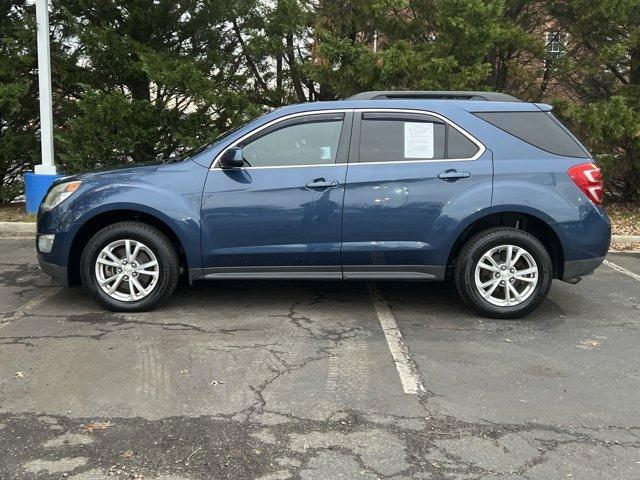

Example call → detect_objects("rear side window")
475 111 588 158
358 113 479 163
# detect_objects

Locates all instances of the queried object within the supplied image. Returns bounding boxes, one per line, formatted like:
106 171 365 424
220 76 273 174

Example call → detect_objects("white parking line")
1 287 62 328
367 282 426 395
603 260 640 282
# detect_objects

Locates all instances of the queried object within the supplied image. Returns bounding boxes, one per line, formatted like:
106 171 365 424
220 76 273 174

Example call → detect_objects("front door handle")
438 169 471 181
306 178 339 190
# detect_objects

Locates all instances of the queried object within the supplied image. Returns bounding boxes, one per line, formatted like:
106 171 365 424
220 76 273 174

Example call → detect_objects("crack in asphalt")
2 255 640 479
1 411 638 480
0 264 50 302
0 312 252 346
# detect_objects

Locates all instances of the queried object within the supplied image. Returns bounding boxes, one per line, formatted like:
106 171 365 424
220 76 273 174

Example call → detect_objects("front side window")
241 115 344 167
358 113 479 163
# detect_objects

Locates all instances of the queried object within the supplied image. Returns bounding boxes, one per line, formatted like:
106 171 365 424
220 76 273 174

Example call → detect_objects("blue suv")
36 91 611 318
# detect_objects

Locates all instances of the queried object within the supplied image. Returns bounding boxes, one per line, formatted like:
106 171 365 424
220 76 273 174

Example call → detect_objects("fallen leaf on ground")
82 421 113 433
606 202 640 236
180 368 189 375
610 240 640 252
579 339 601 349
14 371 26 378
122 449 134 459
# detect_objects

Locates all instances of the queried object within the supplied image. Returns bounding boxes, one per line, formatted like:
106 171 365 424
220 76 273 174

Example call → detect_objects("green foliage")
309 0 506 96
1 0 640 202
0 2 38 203
551 0 640 200
55 0 244 171
554 95 640 201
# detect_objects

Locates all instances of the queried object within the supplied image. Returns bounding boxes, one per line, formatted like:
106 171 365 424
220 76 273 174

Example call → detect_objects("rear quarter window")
475 111 589 158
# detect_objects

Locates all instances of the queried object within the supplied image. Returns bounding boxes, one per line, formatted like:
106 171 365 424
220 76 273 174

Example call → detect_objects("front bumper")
562 255 605 281
38 255 69 286
36 206 77 286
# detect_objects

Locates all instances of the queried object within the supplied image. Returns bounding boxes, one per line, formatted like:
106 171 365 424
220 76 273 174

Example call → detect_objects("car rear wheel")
454 227 553 319
80 221 179 312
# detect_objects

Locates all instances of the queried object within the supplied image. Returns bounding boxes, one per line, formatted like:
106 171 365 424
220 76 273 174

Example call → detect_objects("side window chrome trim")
210 109 352 170
209 107 485 170
354 108 485 164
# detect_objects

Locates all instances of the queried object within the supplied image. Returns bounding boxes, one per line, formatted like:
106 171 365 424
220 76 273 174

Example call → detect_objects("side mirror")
220 147 245 169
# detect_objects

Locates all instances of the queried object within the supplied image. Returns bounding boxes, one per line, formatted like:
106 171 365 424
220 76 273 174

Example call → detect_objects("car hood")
60 162 163 184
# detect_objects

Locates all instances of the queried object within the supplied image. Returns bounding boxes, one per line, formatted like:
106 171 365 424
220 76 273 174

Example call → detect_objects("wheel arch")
68 209 191 286
446 210 564 279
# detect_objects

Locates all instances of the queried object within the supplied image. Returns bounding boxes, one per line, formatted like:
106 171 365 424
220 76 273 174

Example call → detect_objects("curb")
0 221 639 245
610 235 640 245
0 221 36 237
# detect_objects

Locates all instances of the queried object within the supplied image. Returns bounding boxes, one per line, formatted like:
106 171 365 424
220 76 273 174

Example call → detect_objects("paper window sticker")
320 146 332 160
404 122 434 159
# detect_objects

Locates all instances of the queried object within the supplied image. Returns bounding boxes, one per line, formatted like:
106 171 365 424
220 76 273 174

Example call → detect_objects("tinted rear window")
448 127 480 158
360 118 446 162
475 111 588 158
358 113 480 163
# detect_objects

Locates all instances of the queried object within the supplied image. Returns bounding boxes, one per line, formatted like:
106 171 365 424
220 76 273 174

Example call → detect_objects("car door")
200 110 352 278
341 109 492 279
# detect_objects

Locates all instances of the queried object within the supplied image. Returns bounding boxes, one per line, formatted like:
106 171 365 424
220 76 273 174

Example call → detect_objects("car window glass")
448 127 480 158
242 118 343 167
360 118 446 162
475 111 587 157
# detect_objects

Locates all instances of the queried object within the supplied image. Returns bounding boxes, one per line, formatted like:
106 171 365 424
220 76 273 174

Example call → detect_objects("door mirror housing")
220 147 245 169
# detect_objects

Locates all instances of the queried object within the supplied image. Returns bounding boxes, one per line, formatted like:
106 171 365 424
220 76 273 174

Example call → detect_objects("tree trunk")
629 44 640 85
128 71 154 164
276 52 283 104
286 33 307 102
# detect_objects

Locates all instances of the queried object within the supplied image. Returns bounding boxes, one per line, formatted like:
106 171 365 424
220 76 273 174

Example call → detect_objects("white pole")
34 0 56 175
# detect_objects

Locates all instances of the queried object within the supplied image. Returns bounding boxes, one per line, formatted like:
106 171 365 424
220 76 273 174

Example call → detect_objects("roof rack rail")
347 90 521 102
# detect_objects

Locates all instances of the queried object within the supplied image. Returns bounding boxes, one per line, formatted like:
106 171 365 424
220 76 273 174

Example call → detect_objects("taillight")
568 162 603 205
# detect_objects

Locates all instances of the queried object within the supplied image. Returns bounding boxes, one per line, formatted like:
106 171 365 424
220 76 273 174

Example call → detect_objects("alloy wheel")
473 244 538 307
95 239 160 302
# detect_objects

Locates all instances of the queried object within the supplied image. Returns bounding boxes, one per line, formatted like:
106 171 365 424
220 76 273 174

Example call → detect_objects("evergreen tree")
0 0 639 203
57 0 250 171
551 0 640 201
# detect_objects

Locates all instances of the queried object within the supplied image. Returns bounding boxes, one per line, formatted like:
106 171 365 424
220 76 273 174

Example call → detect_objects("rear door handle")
438 169 471 181
306 178 339 190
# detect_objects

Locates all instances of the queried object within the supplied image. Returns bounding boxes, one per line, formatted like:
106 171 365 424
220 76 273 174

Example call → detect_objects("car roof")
268 99 549 117
347 90 521 102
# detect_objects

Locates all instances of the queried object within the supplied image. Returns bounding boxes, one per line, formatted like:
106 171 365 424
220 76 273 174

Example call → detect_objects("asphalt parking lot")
0 237 639 480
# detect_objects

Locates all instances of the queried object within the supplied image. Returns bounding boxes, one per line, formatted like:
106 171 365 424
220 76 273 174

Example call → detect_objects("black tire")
454 227 553 319
80 221 179 312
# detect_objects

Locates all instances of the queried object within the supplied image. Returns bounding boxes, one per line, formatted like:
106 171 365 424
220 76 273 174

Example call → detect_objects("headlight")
41 181 82 211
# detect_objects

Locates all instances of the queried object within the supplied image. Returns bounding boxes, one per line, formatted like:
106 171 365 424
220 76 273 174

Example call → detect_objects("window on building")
546 32 566 58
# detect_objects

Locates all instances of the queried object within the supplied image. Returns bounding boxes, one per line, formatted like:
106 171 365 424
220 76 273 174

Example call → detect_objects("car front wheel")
454 227 553 319
80 221 179 312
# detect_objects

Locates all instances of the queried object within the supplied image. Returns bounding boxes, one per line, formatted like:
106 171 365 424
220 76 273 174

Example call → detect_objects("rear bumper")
38 255 69 287
562 256 605 281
